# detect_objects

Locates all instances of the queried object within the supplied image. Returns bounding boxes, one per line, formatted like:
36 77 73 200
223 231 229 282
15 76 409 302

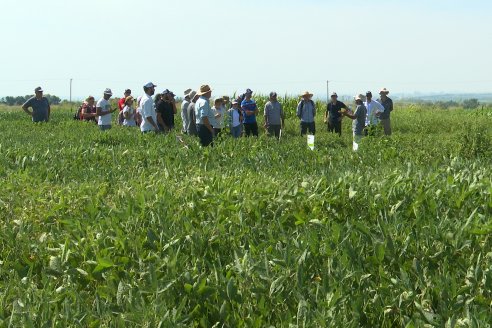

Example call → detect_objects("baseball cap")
104 88 113 95
366 91 372 97
331 92 338 97
270 92 277 97
144 82 157 89
124 89 131 94
245 88 253 94
34 87 43 93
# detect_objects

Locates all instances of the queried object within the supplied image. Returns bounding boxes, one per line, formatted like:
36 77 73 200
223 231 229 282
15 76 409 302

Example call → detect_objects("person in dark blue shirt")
22 87 50 122
324 92 348 136
241 88 259 137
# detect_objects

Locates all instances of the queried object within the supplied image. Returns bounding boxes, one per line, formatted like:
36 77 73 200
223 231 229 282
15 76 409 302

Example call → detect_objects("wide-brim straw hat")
379 88 390 95
197 85 212 95
301 91 313 98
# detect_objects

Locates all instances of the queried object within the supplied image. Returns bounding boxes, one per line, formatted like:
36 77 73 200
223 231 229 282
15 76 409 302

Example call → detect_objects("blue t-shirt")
241 99 257 124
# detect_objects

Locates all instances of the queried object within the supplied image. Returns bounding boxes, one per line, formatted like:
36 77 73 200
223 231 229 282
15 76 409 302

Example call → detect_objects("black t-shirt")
326 100 348 121
156 100 175 128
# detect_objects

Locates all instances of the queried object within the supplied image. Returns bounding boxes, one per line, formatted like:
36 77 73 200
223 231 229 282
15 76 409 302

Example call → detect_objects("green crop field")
0 100 491 327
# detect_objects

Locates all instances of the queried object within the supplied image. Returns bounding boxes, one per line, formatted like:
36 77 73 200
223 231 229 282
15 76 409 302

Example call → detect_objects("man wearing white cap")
96 88 117 130
181 89 193 134
377 88 393 136
140 82 159 133
22 87 50 122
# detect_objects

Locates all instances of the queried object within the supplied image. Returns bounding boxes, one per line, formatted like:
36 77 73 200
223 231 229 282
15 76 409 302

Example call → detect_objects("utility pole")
326 80 329 104
70 78 73 103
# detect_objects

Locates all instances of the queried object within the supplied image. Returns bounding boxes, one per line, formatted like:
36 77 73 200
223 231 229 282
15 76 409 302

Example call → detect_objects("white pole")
326 80 329 104
70 78 73 103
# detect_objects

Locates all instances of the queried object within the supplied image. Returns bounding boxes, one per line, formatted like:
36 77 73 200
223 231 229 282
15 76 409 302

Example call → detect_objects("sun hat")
104 88 113 96
379 88 390 95
144 82 157 89
184 88 192 97
301 91 313 98
34 87 43 93
197 85 212 95
189 91 197 99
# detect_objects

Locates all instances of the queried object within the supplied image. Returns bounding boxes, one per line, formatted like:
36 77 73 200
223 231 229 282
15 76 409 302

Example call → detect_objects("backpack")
73 105 83 120
298 100 315 117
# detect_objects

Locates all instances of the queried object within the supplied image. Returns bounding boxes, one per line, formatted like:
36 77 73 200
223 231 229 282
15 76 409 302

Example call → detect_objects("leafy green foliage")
0 103 491 327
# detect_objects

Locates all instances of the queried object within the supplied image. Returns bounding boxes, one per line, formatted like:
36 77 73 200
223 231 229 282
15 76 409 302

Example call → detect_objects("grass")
0 101 491 327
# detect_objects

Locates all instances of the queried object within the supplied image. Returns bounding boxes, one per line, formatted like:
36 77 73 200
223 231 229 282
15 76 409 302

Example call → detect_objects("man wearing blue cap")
241 88 259 137
22 87 50 122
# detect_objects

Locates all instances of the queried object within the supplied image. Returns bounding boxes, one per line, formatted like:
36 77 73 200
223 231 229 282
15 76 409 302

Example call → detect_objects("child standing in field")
342 94 367 151
122 96 137 127
212 98 225 136
228 100 243 138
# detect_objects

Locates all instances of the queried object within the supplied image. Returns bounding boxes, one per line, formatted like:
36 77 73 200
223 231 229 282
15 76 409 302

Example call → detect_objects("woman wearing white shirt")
212 98 225 136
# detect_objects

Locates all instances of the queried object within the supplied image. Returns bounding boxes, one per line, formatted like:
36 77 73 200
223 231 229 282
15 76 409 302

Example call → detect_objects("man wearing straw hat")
195 85 215 147
181 88 193 134
96 88 117 130
296 91 316 136
377 88 393 136
342 94 367 151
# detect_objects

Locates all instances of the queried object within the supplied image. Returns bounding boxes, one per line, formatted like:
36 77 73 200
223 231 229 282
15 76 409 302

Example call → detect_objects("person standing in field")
195 85 215 147
181 89 193 134
140 82 159 133
241 88 259 137
364 91 385 135
342 94 367 151
122 96 137 127
228 100 243 138
212 97 225 137
325 92 349 136
156 89 177 132
187 92 198 136
296 91 316 136
22 87 50 122
117 89 131 125
264 92 285 139
377 88 393 136
80 96 97 123
135 95 143 127
96 88 117 131
222 96 230 109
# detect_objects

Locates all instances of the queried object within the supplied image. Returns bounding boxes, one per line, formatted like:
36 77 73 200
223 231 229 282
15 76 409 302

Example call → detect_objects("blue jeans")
231 125 242 138
99 125 111 131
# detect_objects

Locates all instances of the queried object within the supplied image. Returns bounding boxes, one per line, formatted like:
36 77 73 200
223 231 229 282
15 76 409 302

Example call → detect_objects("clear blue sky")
1 0 491 100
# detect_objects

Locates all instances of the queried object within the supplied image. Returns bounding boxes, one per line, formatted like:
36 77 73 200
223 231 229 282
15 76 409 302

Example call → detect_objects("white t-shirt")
123 105 136 127
97 98 112 126
212 106 225 128
229 108 241 127
140 94 157 132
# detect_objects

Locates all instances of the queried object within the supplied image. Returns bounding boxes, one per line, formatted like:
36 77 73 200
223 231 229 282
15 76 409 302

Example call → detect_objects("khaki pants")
380 118 391 136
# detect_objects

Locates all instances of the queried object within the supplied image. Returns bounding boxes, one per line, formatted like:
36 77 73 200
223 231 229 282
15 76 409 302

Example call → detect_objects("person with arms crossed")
22 87 50 122
264 92 284 139
377 88 393 136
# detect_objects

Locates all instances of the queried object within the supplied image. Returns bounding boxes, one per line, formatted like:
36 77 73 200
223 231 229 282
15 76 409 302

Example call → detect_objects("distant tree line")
404 98 483 109
0 94 62 106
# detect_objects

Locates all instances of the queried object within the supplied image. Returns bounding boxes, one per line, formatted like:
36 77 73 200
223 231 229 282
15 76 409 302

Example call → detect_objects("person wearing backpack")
80 96 97 123
296 91 316 136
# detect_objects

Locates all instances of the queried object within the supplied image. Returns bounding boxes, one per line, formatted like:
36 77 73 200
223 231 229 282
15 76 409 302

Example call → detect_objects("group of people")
21 84 393 150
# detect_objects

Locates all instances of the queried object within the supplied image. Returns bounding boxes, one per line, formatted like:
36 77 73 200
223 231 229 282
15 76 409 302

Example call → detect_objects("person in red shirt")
118 89 131 125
